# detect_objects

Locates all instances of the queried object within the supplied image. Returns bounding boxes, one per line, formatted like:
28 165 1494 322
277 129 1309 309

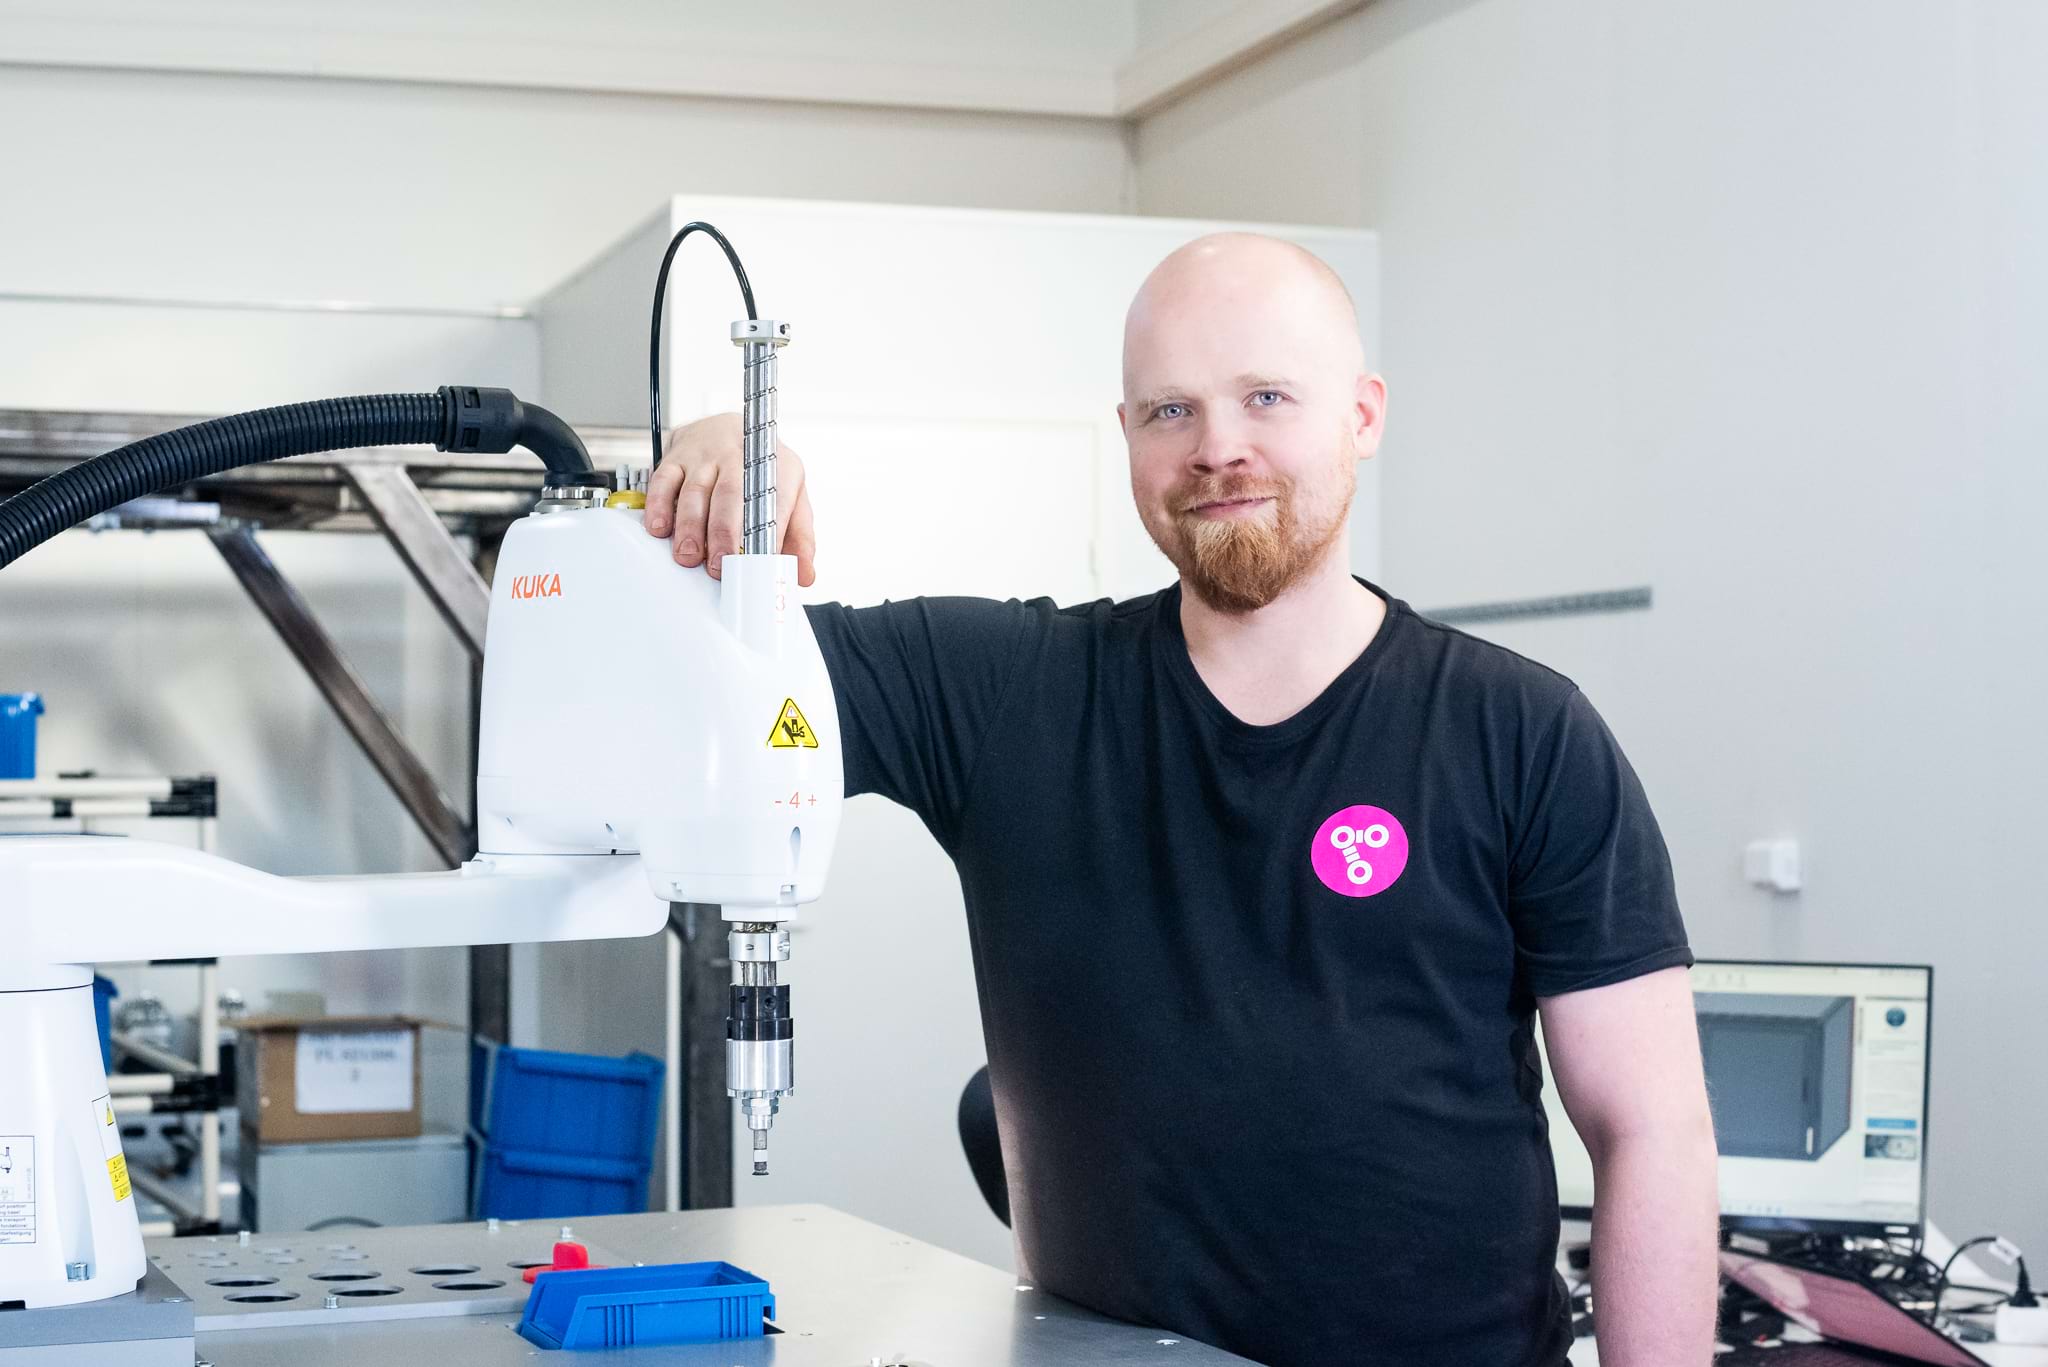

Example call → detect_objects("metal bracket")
207 525 473 867
671 902 735 1209
341 463 492 660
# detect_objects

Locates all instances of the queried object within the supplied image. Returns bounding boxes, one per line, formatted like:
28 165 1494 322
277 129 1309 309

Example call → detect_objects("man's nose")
1191 413 1253 473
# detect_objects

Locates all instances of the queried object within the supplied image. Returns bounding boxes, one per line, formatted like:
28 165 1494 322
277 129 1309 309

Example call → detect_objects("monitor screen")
1541 960 1931 1234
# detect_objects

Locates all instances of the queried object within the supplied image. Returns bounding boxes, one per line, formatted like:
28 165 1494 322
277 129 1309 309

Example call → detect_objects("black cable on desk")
1934 1236 2007 1321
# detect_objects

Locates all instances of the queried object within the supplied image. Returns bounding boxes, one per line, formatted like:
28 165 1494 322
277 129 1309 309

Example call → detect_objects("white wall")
1134 0 1248 49
0 60 1130 1100
1134 0 2048 1257
0 0 1138 116
0 65 1130 313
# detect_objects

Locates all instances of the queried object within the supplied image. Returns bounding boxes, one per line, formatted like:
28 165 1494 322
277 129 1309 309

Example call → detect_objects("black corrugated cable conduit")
0 385 594 571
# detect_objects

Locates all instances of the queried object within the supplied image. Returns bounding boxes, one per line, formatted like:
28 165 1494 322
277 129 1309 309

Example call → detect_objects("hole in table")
205 1276 278 1288
432 1279 505 1292
225 1291 300 1304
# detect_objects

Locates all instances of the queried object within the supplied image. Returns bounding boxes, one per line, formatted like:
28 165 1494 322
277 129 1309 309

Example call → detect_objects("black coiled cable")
0 386 591 572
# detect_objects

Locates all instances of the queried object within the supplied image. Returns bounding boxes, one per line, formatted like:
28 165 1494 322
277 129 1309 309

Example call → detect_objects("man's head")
1120 233 1384 614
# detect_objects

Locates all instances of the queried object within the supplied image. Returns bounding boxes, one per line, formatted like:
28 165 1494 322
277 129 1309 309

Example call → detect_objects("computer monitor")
1541 960 1932 1237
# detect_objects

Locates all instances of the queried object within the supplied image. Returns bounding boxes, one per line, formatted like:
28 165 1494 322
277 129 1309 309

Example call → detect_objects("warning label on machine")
766 697 819 749
0 1136 35 1243
90 1095 131 1203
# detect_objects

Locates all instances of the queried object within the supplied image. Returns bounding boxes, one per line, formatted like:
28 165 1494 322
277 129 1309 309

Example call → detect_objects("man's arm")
1540 966 1719 1365
644 412 1039 841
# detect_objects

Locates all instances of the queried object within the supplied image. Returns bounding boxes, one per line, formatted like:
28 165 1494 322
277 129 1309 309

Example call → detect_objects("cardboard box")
236 1016 429 1143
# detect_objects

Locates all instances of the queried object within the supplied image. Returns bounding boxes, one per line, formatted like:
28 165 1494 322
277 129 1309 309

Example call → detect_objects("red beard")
1154 471 1348 613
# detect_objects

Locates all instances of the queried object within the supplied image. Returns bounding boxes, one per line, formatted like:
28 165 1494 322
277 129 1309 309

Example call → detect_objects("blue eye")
1250 390 1284 408
1155 402 1190 420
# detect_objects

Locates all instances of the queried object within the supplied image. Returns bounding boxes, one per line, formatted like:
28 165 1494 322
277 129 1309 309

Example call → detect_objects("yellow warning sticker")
766 698 819 749
90 1094 131 1203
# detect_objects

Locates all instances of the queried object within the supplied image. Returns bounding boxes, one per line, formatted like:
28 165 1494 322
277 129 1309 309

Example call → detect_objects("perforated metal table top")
145 1202 1257 1366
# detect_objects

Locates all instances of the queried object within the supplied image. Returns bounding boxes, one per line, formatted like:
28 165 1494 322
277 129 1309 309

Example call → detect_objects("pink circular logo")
1310 805 1409 898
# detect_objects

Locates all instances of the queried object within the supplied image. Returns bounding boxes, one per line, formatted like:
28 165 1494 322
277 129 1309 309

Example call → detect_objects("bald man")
647 234 1718 1366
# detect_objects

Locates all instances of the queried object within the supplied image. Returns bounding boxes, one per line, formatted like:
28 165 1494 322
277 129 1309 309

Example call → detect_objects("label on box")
90 1095 131 1203
0 1136 33 1243
295 1029 414 1114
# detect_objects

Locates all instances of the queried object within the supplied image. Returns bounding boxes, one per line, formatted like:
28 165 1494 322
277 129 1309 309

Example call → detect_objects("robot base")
0 967 147 1309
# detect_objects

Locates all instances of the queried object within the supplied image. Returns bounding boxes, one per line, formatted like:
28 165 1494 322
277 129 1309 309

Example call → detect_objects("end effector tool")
726 922 793 1176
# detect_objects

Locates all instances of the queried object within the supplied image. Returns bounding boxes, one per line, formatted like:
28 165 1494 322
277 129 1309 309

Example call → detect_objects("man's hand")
644 413 817 586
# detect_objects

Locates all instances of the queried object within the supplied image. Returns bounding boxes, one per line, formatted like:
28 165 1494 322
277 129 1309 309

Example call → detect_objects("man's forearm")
1588 1124 1719 1364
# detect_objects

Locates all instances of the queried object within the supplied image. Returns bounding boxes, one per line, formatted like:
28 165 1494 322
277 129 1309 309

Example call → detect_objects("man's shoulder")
806 588 1163 631
1382 593 1582 724
803 589 1166 674
1049 586 1172 629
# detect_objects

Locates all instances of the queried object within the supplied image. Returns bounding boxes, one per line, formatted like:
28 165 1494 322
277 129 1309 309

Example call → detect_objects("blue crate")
0 694 42 779
470 1045 664 1220
468 1036 492 1137
477 1045 663 1158
518 1261 774 1350
476 1144 655 1220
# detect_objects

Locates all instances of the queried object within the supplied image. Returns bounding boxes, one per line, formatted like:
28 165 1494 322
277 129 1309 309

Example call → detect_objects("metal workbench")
143 1204 1255 1366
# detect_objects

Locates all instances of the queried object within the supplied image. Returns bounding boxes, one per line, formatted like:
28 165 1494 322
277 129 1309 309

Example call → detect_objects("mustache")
1173 474 1287 515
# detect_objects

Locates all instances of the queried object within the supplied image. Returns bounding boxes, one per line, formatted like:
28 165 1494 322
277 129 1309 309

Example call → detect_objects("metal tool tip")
753 1160 769 1176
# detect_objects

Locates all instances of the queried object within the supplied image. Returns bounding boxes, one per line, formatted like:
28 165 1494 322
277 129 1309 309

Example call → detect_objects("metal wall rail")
1422 585 1653 627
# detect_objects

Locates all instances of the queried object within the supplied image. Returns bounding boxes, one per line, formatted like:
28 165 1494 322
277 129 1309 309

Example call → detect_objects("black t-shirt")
805 580 1690 1367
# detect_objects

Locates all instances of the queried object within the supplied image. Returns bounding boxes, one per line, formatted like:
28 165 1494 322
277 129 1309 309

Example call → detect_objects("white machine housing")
0 500 843 1310
476 504 842 914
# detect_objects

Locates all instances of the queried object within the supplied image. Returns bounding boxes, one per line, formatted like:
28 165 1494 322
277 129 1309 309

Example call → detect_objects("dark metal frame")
0 405 732 1207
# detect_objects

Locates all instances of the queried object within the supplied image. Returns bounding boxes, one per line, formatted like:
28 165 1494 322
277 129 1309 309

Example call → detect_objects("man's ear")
1353 374 1387 460
1116 401 1128 436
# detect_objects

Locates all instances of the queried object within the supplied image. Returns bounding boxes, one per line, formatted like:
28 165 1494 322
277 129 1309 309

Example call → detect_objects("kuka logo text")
510 572 562 600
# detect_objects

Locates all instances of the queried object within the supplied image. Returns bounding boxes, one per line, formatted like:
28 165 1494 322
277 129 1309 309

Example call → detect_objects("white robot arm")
0 244 838 1310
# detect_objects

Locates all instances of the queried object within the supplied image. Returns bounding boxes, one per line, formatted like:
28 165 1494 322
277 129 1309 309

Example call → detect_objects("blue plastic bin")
0 693 43 778
468 1036 493 1137
471 1045 664 1220
518 1261 774 1350
477 1145 656 1220
91 976 119 1073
